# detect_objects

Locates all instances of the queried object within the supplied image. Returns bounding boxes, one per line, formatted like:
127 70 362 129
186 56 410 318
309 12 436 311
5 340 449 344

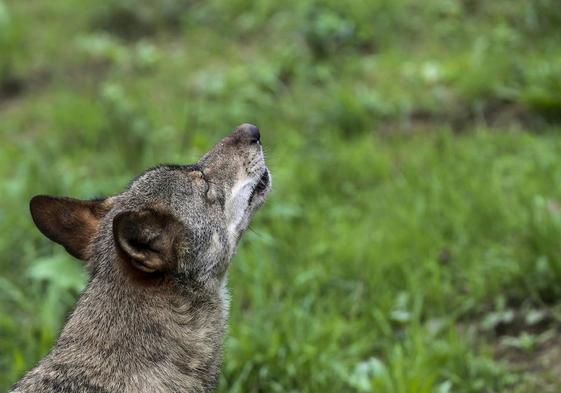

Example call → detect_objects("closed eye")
183 165 224 208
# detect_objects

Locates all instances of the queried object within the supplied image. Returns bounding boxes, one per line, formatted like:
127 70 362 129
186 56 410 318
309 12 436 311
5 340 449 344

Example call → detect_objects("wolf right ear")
30 195 111 261
113 209 184 273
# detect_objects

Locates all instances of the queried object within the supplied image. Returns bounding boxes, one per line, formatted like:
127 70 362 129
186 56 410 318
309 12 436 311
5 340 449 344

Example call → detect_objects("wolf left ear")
30 195 111 261
113 209 184 273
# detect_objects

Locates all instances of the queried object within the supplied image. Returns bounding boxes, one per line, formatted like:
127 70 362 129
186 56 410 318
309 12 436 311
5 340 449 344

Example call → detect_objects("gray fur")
12 124 271 393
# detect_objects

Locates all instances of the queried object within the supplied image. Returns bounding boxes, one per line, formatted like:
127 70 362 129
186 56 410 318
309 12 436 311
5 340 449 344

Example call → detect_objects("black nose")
238 123 260 144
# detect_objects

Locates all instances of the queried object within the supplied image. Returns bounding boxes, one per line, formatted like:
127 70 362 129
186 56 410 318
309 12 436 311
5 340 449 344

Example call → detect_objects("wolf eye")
186 168 208 188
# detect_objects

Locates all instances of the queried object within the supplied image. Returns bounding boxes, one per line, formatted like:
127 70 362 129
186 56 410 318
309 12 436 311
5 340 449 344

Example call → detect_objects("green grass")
1 0 561 391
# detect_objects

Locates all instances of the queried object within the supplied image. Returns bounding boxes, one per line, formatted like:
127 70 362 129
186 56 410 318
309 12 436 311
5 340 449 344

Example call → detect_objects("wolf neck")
47 260 229 393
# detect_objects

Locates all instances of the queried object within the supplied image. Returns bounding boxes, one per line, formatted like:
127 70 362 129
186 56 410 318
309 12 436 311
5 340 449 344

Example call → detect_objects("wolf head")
29 124 271 286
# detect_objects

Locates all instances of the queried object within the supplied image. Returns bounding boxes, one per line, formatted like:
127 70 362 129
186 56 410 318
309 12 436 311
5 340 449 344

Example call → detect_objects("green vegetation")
1 0 561 391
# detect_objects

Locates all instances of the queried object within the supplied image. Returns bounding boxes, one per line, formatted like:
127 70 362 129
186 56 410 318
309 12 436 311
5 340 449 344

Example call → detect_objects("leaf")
27 254 87 292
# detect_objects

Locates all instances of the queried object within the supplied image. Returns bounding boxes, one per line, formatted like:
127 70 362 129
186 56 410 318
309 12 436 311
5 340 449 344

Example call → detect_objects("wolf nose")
237 123 260 144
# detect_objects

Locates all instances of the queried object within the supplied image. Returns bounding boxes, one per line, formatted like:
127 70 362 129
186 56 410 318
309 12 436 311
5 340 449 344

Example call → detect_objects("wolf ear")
113 209 183 273
30 195 111 261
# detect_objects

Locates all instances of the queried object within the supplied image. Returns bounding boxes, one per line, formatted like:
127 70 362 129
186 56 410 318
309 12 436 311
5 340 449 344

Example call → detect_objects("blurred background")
1 0 561 391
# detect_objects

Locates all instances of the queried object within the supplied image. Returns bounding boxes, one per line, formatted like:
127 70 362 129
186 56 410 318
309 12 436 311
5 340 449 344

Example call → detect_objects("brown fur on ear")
113 209 184 273
30 195 111 261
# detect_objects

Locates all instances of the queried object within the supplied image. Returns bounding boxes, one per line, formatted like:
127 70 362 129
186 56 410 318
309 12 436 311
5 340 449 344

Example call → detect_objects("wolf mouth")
248 170 270 205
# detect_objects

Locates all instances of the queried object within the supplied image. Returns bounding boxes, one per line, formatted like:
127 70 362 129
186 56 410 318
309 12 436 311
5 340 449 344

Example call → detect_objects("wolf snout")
234 123 261 145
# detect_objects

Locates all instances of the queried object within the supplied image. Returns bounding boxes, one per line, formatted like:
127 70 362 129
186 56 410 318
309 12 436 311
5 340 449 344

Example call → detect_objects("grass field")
1 1 561 391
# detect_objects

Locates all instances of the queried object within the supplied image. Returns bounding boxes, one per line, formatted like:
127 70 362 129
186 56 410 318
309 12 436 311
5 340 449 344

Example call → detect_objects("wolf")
10 124 271 393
